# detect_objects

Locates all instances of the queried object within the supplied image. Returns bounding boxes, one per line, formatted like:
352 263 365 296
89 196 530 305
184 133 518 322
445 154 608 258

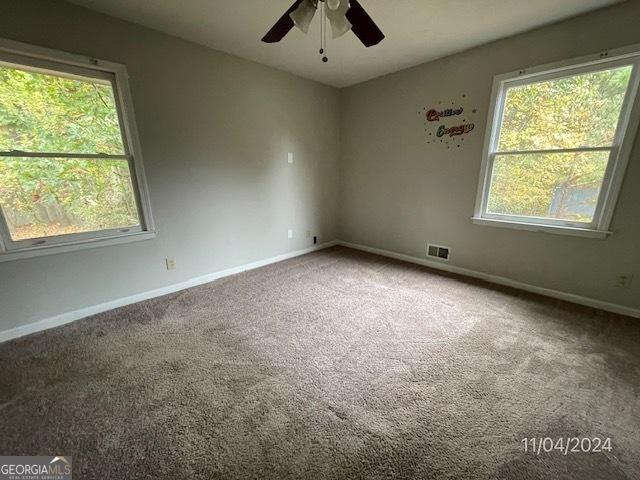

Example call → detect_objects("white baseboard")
0 241 338 344
337 240 640 319
3 238 636 344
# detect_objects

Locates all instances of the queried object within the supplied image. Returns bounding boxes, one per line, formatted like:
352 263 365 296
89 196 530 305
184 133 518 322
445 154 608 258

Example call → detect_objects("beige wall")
339 1 640 309
0 0 340 332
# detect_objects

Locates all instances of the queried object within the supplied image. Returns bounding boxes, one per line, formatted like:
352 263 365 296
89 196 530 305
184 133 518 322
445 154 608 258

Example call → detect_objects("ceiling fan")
262 0 384 62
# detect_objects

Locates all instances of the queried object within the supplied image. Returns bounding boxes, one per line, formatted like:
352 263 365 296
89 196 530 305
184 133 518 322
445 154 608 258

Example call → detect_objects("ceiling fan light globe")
328 15 352 38
289 0 318 34
326 0 351 38
326 0 342 11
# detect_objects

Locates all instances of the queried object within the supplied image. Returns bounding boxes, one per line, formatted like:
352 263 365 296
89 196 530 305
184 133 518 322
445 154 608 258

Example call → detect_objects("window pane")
498 66 632 151
0 157 140 241
0 65 125 155
487 151 610 223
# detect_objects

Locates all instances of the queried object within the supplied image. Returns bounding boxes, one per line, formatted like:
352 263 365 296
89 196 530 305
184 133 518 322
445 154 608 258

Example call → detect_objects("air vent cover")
427 244 450 261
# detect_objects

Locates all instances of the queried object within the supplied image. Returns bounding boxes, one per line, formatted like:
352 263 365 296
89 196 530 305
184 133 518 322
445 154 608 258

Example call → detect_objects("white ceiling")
68 0 623 88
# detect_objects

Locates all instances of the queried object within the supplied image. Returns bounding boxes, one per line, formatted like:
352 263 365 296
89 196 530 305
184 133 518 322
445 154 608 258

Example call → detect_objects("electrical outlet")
166 258 176 270
616 274 633 288
287 229 293 239
287 152 294 164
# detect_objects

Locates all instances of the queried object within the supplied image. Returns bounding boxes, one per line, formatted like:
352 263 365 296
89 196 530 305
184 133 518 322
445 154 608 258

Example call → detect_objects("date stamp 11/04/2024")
522 437 612 456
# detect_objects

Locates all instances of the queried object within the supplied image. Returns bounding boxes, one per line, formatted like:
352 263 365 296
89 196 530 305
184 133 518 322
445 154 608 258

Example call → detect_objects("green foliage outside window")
0 66 139 240
487 65 632 223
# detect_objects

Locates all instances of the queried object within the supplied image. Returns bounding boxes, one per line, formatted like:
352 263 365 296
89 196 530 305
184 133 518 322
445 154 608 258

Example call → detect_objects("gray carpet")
1 246 639 479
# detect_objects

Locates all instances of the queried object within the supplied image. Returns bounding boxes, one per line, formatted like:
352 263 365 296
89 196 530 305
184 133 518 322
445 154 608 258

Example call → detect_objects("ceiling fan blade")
262 0 304 43
290 0 318 35
327 0 352 39
346 0 385 47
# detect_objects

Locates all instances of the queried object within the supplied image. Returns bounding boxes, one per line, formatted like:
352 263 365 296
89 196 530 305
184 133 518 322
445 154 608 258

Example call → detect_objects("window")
474 47 640 238
0 39 154 260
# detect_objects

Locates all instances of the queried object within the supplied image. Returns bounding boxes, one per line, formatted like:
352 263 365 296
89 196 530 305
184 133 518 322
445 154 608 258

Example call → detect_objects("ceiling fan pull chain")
322 1 329 63
319 0 324 55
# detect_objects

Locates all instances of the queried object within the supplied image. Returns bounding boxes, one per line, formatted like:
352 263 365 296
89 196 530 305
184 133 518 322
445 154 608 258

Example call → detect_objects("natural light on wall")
474 48 640 238
0 41 154 260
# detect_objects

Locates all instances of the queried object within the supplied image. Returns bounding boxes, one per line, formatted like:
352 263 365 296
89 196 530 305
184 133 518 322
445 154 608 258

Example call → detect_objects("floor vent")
427 244 451 261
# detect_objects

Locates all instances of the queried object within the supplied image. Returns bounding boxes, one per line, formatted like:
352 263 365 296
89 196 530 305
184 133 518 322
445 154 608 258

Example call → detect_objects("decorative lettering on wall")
437 123 475 137
418 94 477 149
427 107 464 122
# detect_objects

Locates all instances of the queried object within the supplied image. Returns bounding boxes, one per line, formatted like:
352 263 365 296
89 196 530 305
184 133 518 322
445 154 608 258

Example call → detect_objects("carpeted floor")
1 246 639 479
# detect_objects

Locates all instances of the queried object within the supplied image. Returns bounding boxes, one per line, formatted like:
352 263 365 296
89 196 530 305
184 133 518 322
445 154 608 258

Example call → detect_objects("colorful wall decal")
437 123 475 137
426 107 463 122
418 94 478 148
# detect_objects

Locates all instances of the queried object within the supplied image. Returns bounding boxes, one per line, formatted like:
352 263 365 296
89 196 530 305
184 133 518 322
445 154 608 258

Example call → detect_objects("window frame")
473 45 640 239
0 38 155 262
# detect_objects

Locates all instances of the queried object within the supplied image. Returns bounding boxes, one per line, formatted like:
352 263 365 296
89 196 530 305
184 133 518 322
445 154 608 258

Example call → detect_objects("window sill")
471 217 611 239
0 230 157 262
